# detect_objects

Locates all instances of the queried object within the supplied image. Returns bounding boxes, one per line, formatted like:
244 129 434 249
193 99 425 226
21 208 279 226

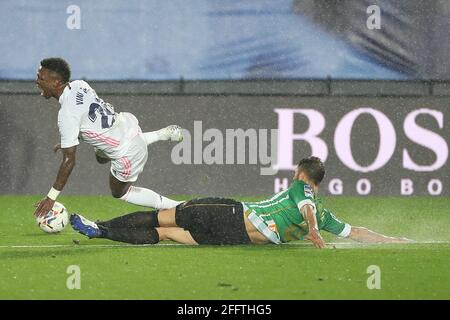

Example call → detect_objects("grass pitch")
0 195 449 300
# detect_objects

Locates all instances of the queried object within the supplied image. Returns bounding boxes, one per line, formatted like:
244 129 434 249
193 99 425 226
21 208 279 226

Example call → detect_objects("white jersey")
58 80 141 159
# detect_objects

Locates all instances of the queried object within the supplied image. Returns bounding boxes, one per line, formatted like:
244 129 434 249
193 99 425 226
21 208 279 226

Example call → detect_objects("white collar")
58 83 71 105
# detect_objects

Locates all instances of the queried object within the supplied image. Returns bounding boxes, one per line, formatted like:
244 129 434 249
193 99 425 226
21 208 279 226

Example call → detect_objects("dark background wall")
1 80 449 196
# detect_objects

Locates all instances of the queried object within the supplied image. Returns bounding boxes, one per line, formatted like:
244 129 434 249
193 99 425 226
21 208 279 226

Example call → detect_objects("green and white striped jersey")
243 180 351 243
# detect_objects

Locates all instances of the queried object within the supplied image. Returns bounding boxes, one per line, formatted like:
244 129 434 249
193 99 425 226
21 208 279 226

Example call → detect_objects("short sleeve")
321 209 351 237
289 180 316 213
58 110 80 148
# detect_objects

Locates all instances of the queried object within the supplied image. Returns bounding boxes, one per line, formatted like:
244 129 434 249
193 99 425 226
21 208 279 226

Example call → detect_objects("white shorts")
110 133 148 183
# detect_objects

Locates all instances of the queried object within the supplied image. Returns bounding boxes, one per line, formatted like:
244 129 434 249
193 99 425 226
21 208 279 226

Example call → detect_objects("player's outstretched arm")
348 226 414 244
34 146 77 217
301 205 326 249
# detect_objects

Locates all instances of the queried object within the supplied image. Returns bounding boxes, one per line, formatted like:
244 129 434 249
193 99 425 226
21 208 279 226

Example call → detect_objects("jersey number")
88 103 116 129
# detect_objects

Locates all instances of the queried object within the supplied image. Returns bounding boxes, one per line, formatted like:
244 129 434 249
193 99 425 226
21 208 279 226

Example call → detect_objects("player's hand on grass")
304 229 326 249
34 197 55 217
53 143 61 153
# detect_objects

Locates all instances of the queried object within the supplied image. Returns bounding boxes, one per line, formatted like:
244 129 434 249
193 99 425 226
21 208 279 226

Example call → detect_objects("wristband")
47 187 61 201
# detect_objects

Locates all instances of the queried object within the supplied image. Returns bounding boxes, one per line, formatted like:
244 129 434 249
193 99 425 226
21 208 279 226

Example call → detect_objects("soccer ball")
36 201 69 233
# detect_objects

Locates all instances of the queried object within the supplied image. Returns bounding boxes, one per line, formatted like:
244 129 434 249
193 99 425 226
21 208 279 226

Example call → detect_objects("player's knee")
156 228 168 241
112 188 127 199
95 154 110 164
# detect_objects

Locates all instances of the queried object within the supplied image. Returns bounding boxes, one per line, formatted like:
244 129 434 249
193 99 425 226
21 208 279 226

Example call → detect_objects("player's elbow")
62 154 76 168
62 147 77 166
63 155 76 168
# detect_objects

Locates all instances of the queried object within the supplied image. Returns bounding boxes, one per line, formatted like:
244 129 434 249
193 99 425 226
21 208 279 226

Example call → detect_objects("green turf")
1 195 449 300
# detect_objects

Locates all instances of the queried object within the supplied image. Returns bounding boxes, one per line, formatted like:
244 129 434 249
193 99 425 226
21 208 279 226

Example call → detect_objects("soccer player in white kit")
34 57 182 217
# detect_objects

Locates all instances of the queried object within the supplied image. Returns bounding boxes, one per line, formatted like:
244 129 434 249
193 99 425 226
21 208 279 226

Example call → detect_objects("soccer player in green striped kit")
71 157 412 247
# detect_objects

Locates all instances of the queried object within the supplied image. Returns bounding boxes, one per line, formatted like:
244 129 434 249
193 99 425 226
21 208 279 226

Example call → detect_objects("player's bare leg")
157 206 271 244
157 208 178 227
109 174 132 198
157 227 198 245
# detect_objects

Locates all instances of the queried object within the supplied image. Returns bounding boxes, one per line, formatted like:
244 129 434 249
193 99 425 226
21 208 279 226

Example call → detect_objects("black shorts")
175 198 251 245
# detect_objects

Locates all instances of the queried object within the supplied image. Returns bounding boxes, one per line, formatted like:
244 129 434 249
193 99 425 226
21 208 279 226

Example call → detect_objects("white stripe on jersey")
246 194 290 209
244 190 288 206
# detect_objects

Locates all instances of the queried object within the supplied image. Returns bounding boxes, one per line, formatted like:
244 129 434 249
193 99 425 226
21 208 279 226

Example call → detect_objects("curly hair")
40 57 71 83
297 156 325 185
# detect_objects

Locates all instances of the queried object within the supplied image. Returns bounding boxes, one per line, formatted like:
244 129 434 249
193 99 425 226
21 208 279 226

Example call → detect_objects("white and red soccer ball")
36 201 69 233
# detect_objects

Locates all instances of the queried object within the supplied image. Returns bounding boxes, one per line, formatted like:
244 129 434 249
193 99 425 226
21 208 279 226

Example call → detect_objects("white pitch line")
0 243 183 249
0 241 449 249
285 240 450 245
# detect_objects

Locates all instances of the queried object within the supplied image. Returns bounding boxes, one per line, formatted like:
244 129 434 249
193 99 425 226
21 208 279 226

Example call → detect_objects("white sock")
120 186 182 209
142 131 161 145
